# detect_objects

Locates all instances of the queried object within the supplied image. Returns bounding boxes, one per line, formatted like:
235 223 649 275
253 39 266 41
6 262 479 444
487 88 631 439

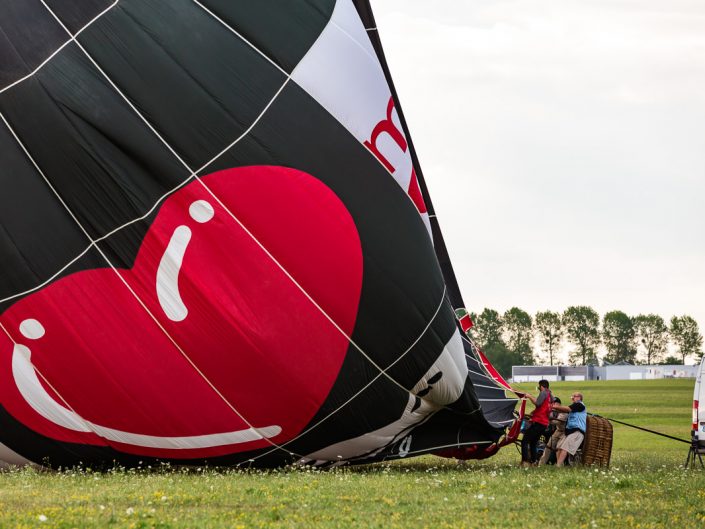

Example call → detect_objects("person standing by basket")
538 397 568 465
520 379 552 467
553 392 587 467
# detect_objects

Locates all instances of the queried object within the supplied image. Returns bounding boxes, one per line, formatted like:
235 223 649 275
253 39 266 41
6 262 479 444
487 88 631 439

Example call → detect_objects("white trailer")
693 356 705 441
685 356 705 467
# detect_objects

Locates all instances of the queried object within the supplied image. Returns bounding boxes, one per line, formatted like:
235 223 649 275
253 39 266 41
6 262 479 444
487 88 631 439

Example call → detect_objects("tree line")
468 307 704 378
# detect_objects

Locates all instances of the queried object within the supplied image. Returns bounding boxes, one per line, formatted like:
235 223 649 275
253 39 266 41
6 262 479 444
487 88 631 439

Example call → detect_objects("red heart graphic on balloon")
0 166 363 459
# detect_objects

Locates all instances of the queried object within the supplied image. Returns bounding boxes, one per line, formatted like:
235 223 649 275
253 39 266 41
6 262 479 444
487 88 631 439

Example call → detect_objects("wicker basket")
581 416 613 467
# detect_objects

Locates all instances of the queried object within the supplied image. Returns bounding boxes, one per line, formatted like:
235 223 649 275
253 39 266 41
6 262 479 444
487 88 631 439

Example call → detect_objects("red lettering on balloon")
363 97 407 173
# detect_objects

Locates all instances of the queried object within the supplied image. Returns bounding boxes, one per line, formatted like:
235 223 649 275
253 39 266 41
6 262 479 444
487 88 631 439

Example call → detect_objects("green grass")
2 380 705 529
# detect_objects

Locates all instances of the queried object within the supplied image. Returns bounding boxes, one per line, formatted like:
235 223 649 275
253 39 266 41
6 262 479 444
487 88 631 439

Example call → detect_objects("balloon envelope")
0 0 516 467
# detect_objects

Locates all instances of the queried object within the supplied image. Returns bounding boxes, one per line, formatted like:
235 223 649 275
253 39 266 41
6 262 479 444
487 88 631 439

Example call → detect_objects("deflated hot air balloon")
0 0 518 468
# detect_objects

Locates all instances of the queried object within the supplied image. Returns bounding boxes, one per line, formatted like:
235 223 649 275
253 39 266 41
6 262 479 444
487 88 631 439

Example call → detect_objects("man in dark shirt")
552 392 587 467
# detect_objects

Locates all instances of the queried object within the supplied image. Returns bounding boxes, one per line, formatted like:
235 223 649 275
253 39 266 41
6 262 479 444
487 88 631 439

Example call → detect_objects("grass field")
2 380 705 529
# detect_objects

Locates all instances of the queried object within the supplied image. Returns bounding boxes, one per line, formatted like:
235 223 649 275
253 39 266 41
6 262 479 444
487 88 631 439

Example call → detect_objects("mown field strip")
1 379 704 529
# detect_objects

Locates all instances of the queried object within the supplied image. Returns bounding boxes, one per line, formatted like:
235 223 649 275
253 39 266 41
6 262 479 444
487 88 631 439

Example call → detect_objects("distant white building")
511 364 699 382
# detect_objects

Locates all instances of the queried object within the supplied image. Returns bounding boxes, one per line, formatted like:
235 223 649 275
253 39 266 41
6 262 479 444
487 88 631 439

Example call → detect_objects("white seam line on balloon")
428 314 502 386
0 1 120 95
191 0 287 77
465 352 484 366
466 367 497 382
0 248 92 307
0 319 103 441
0 76 291 307
329 15 379 65
0 108 291 456
241 287 449 464
465 352 502 381
472 383 509 392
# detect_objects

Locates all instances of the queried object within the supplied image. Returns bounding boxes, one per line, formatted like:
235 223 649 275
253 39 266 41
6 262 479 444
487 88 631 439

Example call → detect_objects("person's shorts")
547 431 565 450
556 431 584 455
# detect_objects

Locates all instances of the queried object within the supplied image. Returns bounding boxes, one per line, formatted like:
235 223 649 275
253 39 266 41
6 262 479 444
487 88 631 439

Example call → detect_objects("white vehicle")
686 356 705 467
693 356 705 443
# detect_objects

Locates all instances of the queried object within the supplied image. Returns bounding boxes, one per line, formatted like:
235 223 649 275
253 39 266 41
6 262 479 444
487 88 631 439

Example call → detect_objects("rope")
589 413 690 445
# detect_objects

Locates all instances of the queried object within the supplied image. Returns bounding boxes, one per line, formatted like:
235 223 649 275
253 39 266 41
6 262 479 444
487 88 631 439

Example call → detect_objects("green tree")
669 315 703 363
503 307 533 365
469 309 526 379
602 310 637 364
482 342 524 380
562 306 601 365
634 314 668 365
661 355 681 365
472 308 504 350
535 311 563 365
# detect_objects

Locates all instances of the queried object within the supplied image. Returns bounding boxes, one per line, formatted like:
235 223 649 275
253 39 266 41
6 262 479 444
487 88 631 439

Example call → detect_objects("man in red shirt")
520 379 552 467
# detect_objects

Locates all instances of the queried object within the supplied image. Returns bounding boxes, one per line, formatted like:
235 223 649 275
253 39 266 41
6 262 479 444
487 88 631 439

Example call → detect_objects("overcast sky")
372 0 705 361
